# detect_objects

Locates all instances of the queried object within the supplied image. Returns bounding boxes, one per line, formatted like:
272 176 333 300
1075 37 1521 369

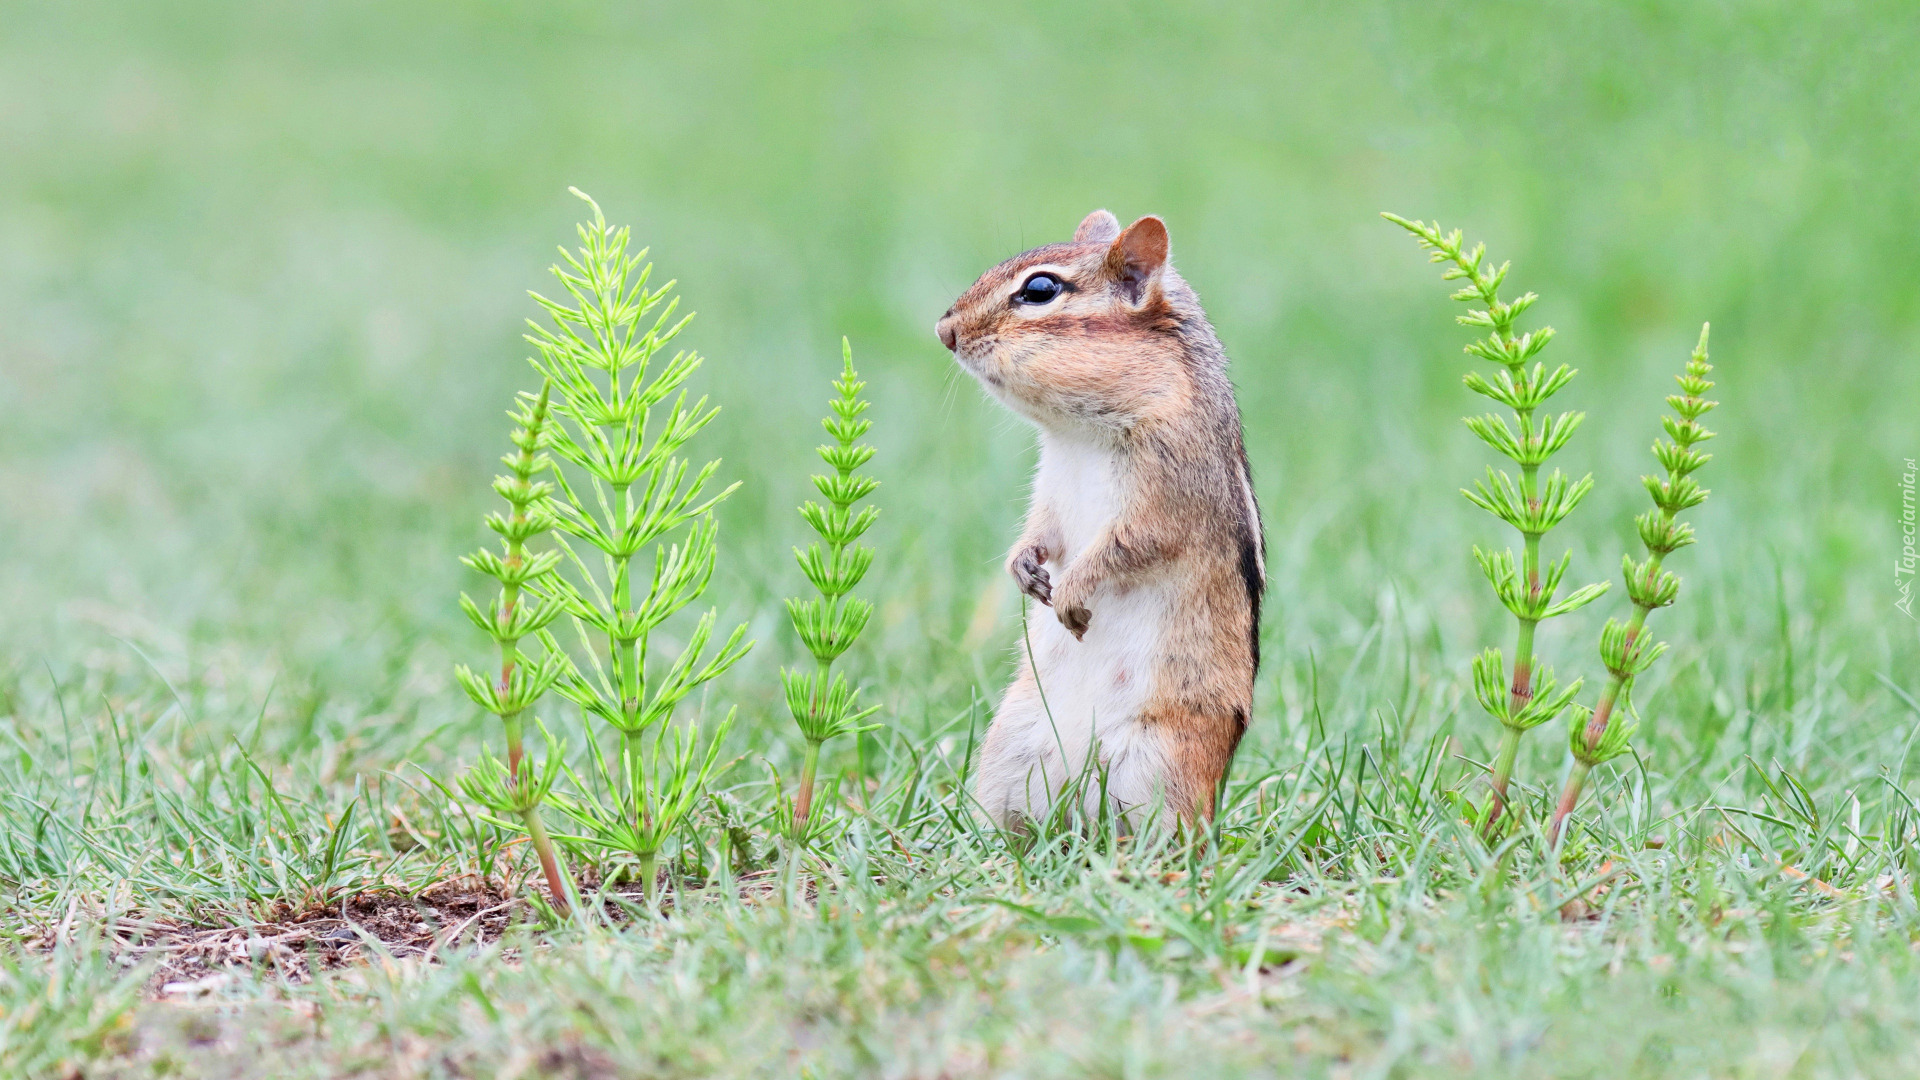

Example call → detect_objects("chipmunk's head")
937 210 1196 428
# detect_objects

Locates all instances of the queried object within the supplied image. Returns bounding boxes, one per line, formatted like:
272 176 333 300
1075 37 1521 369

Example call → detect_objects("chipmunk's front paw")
1051 576 1092 640
1009 545 1052 605
1058 602 1091 640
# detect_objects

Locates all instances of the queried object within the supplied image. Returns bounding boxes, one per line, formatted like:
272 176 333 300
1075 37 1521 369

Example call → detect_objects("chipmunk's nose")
935 309 958 352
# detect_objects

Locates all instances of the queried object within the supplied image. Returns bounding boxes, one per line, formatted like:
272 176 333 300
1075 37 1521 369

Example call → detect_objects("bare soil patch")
72 869 791 997
112 880 525 994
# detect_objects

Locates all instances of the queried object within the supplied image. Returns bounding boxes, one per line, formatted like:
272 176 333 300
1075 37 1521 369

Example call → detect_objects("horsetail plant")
1385 215 1608 829
782 340 882 842
525 190 752 903
454 383 575 915
1551 326 1717 844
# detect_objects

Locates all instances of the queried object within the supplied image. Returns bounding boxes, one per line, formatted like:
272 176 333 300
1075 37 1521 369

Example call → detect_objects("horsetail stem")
1385 215 1606 830
454 383 574 914
525 190 752 904
781 339 883 842
1551 325 1718 845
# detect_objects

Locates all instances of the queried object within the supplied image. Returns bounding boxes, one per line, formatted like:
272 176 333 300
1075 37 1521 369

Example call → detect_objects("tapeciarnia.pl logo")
1899 457 1917 619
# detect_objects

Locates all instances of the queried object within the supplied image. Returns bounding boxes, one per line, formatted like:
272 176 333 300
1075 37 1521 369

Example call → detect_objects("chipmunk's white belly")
1024 580 1166 781
1022 433 1171 813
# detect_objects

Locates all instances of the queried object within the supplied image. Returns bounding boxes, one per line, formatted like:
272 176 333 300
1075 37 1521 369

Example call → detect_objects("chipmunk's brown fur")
937 210 1265 830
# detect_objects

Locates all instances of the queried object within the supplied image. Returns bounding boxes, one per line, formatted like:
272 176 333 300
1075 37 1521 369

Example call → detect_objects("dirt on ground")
58 868 790 997
105 879 528 995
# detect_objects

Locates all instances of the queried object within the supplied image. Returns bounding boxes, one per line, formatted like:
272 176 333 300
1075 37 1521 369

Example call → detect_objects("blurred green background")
3 0 1914 769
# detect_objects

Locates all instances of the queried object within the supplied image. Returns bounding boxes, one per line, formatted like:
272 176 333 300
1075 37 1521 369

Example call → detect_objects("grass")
3 1 1919 1076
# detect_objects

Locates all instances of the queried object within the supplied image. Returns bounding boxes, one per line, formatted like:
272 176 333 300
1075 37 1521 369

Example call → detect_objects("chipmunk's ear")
1074 209 1122 244
1104 216 1169 306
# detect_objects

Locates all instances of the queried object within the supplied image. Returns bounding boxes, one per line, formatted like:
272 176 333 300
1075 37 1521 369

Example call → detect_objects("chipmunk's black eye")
1015 272 1065 306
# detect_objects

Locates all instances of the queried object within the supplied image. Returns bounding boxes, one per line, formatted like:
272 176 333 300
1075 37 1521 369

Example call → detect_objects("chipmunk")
936 209 1265 830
